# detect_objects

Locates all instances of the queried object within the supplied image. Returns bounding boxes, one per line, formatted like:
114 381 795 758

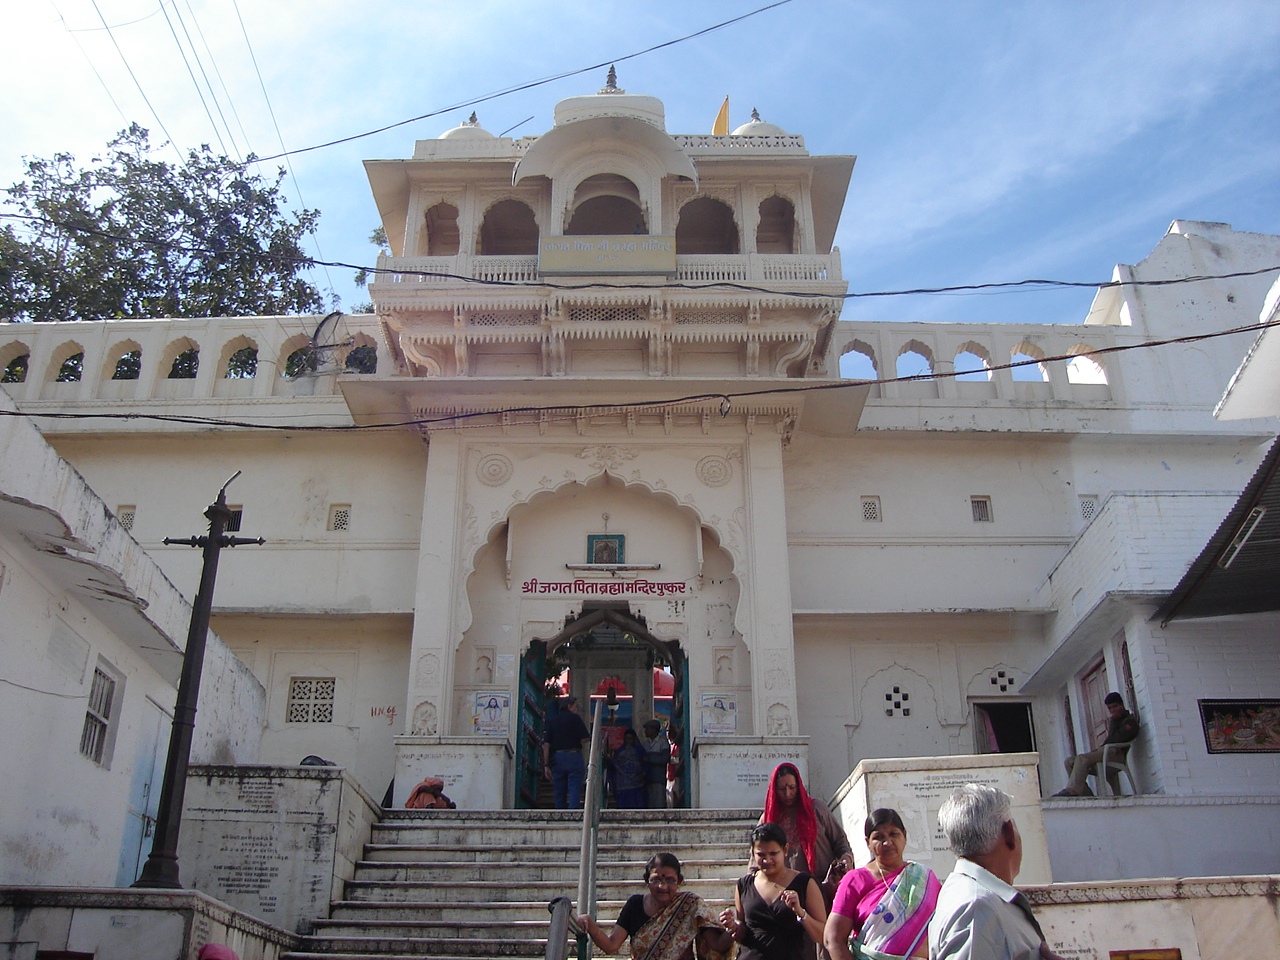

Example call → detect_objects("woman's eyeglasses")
647 876 679 887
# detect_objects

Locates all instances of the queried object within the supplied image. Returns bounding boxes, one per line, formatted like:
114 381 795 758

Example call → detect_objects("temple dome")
440 112 495 140
732 108 787 136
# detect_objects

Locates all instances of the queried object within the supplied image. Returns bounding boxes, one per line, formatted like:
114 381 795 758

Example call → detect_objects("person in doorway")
542 695 590 809
1053 692 1139 797
609 727 649 809
823 808 940 960
641 719 670 809
578 851 734 960
720 822 827 960
666 723 684 808
929 784 1064 960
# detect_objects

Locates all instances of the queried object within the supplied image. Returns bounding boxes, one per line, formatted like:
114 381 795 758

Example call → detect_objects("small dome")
440 112 495 140
731 107 787 136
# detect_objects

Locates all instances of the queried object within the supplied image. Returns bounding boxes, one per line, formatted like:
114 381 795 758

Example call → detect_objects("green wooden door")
515 640 548 809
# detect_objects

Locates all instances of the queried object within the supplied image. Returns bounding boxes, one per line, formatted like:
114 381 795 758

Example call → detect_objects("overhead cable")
253 0 796 162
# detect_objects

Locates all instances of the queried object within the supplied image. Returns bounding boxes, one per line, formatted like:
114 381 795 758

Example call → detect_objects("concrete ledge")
0 886 297 960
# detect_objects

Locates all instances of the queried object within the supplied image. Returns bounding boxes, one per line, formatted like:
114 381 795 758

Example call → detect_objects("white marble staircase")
281 808 758 960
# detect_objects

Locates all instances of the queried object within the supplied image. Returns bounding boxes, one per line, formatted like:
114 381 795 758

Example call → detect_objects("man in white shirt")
929 783 1061 960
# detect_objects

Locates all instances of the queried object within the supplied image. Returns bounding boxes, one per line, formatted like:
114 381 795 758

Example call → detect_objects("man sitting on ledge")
1053 691 1139 797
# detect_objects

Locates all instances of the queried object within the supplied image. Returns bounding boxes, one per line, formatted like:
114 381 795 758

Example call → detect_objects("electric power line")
157 0 232 156
3 316 1277 434
168 0 243 158
254 0 796 163
88 0 184 163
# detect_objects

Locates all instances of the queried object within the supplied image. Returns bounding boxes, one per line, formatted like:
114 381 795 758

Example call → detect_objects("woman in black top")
721 823 828 960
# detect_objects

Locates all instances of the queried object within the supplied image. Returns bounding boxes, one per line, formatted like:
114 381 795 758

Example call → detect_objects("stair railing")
574 694 611 959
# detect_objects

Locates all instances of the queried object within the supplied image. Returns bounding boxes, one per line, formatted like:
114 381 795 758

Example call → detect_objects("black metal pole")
134 474 263 889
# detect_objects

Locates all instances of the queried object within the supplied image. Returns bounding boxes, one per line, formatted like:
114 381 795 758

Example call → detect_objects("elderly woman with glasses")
578 852 734 960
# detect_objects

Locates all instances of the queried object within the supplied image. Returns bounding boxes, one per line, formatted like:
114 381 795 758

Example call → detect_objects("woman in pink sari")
822 809 940 960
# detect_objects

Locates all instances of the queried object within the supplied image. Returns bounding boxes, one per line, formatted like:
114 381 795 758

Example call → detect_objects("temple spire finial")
600 65 624 94
751 107 761 121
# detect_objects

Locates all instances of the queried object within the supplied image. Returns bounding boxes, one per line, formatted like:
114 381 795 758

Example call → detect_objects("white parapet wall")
830 753 1052 884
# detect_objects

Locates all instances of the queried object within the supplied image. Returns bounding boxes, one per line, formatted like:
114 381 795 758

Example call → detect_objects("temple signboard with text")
539 235 677 276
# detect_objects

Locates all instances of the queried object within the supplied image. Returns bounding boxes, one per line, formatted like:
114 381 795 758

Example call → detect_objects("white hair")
937 783 1012 858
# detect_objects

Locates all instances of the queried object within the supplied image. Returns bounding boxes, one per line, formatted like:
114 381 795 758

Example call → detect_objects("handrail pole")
546 896 575 960
576 698 607 958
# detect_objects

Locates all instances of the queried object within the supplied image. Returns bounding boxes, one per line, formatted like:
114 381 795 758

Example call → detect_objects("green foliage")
284 346 318 378
56 352 83 382
1 353 28 382
352 224 390 288
344 343 377 374
225 345 258 379
112 349 141 380
0 125 325 322
168 347 199 379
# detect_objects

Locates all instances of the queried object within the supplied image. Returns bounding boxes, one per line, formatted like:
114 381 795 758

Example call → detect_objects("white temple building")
2 74 1278 908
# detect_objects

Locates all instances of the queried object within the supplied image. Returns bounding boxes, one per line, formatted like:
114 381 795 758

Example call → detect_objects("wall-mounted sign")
700 694 738 735
539 235 676 276
521 578 687 596
473 691 511 738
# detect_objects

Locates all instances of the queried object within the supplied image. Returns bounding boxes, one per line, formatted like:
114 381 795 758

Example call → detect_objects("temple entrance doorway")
515 605 690 810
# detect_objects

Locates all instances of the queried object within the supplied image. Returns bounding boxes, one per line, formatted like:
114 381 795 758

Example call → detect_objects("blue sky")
4 0 1278 326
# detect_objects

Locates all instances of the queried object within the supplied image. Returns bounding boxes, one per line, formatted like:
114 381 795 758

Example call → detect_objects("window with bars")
287 677 335 723
329 504 352 531
117 505 136 531
80 666 117 764
225 506 243 532
1079 495 1098 522
970 496 993 522
860 496 882 522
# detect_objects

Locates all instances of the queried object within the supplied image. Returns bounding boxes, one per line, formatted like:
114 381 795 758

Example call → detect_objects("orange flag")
712 96 730 135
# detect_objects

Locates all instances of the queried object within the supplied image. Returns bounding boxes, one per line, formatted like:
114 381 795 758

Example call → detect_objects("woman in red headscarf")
759 763 853 960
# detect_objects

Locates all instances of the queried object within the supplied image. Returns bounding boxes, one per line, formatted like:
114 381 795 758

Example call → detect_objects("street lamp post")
133 472 264 889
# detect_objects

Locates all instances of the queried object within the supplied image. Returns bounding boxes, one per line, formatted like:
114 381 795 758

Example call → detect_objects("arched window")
168 348 199 379
57 352 85 382
226 346 258 379
284 346 318 379
344 339 377 374
756 195 796 254
675 197 739 255
839 341 878 381
1066 350 1107 385
112 349 142 380
1010 342 1049 382
897 341 934 380
954 344 991 382
566 175 646 235
1 351 29 384
423 202 460 256
477 199 538 255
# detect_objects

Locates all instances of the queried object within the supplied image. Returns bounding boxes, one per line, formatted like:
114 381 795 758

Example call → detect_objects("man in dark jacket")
1055 692 1139 796
542 696 590 808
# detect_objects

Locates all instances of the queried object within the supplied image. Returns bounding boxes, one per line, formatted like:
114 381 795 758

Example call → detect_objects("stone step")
362 842 749 864
310 919 557 940
326 897 734 924
368 823 755 849
343 877 734 904
351 857 747 883
292 935 563 957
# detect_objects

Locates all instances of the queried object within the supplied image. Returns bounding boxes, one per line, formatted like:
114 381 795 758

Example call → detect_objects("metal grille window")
117 505 136 530
80 667 116 764
225 506 243 533
288 677 335 723
971 496 993 522
329 504 351 531
1079 495 1098 522
861 496 882 522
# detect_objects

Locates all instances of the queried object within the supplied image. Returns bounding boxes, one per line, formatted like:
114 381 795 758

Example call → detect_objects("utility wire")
49 0 130 127
181 0 254 155
254 0 796 162
88 0 184 163
231 0 336 299
158 0 232 156
5 317 1277 433
168 0 243 158
4 208 1277 303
